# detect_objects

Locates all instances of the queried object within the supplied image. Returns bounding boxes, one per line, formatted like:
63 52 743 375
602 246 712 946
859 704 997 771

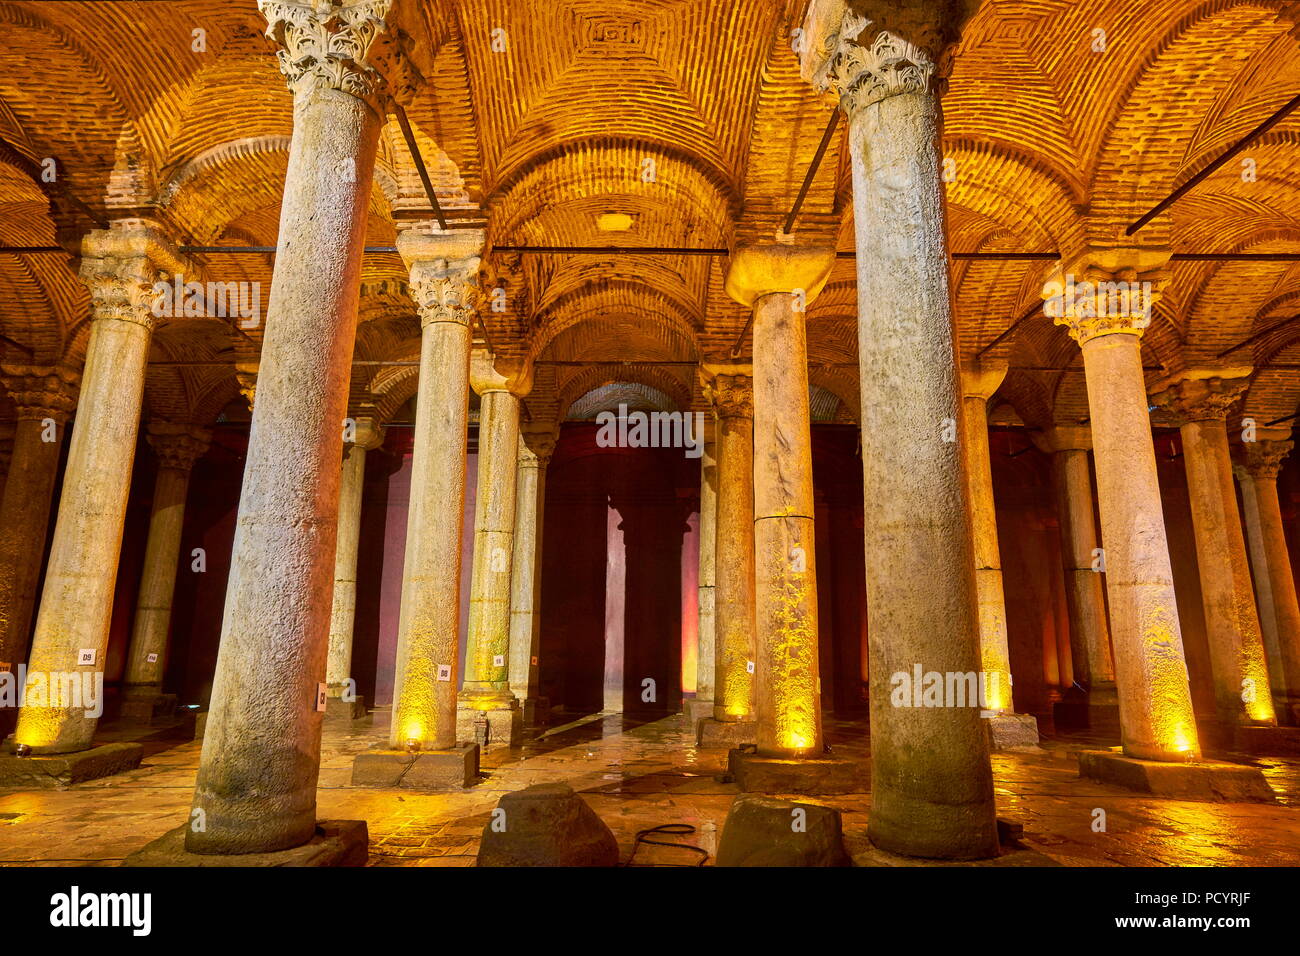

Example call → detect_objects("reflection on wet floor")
2 710 1299 866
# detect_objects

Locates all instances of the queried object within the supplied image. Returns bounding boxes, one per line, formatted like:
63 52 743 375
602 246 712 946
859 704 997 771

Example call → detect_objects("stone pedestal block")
456 701 523 747
683 697 714 725
1078 750 1276 802
697 716 757 748
984 713 1040 750
119 693 178 724
728 748 865 795
0 741 143 787
1232 725 1300 756
477 783 618 867
351 743 479 790
325 695 367 720
124 820 368 867
716 793 850 867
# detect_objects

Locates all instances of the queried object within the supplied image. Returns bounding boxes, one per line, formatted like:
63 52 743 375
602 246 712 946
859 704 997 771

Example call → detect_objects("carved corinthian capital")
800 1 971 113
258 0 393 102
0 365 80 423
1149 371 1252 424
80 220 188 331
1041 247 1171 346
396 226 486 329
146 424 212 473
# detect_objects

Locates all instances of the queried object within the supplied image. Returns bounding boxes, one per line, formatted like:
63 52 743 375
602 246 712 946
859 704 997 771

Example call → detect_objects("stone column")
120 424 211 720
0 367 78 740
803 4 999 857
698 370 757 745
725 245 835 758
961 363 1038 746
457 350 532 746
1152 372 1276 727
0 367 78 671
507 424 556 726
187 0 389 855
1044 249 1200 761
690 417 718 722
15 221 183 755
1235 434 1300 724
1033 426 1118 727
324 416 384 718
388 226 483 753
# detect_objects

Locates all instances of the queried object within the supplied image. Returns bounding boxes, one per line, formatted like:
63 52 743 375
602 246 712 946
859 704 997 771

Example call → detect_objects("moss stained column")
0 366 78 739
507 425 556 726
1045 250 1200 762
802 3 998 857
1235 434 1300 724
16 222 183 755
725 245 834 757
1152 372 1275 728
187 0 389 854
121 425 211 713
458 350 532 745
692 417 718 718
325 416 384 713
390 226 484 751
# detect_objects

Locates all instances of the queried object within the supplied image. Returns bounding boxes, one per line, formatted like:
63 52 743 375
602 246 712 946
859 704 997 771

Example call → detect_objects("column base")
351 743 480 790
118 692 179 724
1231 725 1300 756
1272 698 1300 727
0 741 143 788
522 696 550 727
456 700 523 747
683 697 714 724
727 748 865 795
477 783 619 867
716 793 850 867
696 716 756 748
325 695 368 720
983 713 1040 750
123 820 368 867
1078 750 1276 803
1053 688 1121 734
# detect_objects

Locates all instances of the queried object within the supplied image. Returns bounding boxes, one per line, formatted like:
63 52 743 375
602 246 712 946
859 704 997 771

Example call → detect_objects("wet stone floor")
2 710 1299 867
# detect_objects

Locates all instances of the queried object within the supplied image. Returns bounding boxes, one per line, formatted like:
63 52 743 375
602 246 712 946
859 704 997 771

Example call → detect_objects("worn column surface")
1046 250 1200 761
694 419 718 711
325 417 384 703
187 0 388 854
1153 373 1275 727
507 425 556 724
804 4 998 858
726 245 834 757
1034 427 1117 705
458 351 531 744
1235 434 1300 723
122 425 211 703
0 366 78 674
960 363 1015 713
390 227 484 750
708 372 756 724
16 222 182 755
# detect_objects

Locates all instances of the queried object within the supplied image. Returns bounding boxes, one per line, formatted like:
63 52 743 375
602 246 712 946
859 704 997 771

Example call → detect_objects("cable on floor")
623 823 710 867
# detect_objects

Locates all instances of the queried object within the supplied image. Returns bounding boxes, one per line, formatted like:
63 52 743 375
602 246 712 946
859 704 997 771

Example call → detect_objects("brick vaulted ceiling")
1 0 1299 429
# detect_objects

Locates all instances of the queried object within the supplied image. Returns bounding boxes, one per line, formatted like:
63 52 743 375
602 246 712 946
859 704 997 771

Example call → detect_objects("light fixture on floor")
404 738 420 754
14 743 30 757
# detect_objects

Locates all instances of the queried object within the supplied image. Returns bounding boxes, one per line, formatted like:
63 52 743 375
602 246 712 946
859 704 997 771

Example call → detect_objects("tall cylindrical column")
804 12 998 858
1153 374 1275 726
458 351 531 745
187 0 388 855
390 228 484 750
507 425 556 724
325 417 383 706
122 425 211 705
1235 435 1300 724
0 366 78 672
709 373 756 723
694 419 718 712
1067 320 1200 760
1035 428 1117 711
16 222 182 754
960 365 1014 713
